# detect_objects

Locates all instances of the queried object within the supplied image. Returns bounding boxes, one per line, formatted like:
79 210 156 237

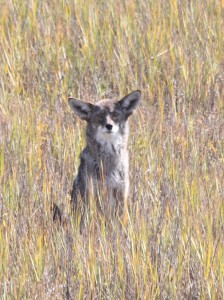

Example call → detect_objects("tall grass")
0 0 223 299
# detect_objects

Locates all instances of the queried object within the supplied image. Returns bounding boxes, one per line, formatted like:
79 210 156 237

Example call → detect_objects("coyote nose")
106 124 113 131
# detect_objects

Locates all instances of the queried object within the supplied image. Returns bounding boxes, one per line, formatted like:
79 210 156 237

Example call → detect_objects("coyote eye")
95 112 106 122
111 111 120 121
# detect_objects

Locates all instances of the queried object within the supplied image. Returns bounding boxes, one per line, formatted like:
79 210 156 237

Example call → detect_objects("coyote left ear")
68 98 95 121
118 90 141 118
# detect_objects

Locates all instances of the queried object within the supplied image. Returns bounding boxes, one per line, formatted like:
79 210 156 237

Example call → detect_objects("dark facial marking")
91 106 115 126
90 106 106 125
110 110 123 122
114 103 128 121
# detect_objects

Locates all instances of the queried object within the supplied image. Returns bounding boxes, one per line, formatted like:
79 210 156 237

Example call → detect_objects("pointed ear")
118 90 141 118
68 98 95 121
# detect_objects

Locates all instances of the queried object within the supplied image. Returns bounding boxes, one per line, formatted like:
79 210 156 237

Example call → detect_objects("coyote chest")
82 141 128 185
69 90 141 215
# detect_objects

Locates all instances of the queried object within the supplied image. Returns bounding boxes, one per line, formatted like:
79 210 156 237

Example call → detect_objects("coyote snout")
65 90 140 222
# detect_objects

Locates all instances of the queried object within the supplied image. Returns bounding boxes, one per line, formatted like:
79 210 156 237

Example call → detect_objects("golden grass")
0 0 223 299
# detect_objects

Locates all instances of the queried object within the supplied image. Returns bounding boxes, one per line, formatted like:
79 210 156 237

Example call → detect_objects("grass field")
0 0 223 299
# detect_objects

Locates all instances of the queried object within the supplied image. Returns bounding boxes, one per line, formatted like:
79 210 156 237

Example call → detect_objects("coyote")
53 90 141 223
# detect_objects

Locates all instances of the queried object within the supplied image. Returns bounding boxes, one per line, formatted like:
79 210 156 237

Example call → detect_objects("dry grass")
0 0 223 299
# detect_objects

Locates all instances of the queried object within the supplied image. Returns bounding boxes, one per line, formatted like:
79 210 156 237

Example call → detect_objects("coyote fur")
53 90 141 222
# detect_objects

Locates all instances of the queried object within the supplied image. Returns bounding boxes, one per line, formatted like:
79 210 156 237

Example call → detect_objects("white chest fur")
95 128 123 156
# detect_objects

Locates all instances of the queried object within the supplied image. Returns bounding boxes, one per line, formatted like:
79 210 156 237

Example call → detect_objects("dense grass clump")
0 0 223 299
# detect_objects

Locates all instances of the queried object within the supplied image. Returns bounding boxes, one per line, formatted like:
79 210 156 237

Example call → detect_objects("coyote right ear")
68 98 95 121
118 90 141 118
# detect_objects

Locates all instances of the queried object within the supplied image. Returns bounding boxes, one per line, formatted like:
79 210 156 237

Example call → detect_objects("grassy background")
0 0 223 299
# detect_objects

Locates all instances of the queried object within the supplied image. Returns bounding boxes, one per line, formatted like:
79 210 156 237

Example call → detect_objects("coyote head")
68 90 141 146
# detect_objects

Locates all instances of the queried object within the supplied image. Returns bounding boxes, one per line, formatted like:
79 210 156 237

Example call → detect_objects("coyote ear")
68 98 95 121
118 90 141 118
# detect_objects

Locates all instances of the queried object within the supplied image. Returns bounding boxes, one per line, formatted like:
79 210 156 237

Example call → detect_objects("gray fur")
69 90 141 217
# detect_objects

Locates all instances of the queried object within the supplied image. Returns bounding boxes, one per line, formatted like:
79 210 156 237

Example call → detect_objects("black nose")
106 124 113 131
